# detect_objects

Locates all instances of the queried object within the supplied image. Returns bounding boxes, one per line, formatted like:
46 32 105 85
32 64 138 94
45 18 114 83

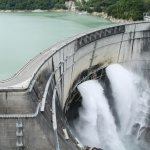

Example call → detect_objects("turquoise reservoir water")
0 11 113 80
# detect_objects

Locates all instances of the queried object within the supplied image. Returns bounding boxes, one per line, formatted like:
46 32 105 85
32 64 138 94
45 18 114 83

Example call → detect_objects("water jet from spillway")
72 80 126 150
71 64 150 150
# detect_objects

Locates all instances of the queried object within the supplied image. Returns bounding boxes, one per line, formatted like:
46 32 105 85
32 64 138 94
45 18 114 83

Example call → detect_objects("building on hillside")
143 13 150 21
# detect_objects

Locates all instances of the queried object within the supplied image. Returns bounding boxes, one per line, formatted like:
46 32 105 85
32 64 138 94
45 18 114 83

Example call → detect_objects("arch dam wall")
0 22 150 150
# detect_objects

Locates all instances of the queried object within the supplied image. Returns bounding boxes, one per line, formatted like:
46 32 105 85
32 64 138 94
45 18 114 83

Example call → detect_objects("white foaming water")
106 64 150 139
73 64 150 150
73 80 126 150
106 64 138 135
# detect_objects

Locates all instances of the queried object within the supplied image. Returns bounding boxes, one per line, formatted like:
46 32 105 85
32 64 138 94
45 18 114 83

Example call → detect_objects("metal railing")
0 103 41 118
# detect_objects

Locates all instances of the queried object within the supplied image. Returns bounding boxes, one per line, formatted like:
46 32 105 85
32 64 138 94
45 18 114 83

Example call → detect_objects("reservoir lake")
0 11 113 80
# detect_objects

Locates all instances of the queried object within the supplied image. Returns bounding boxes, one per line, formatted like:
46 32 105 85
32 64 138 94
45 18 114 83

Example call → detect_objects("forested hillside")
75 0 117 13
0 0 149 21
76 0 150 21
0 0 67 10
106 0 148 20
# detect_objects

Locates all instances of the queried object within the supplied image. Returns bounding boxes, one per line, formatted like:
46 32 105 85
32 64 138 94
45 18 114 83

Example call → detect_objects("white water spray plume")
106 64 138 135
72 64 150 150
73 80 126 150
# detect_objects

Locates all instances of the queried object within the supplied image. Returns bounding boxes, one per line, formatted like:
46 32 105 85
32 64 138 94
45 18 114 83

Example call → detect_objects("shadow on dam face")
65 65 106 121
0 22 150 150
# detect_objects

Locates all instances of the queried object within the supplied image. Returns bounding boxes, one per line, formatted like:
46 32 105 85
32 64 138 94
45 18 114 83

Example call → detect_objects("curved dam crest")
0 22 150 149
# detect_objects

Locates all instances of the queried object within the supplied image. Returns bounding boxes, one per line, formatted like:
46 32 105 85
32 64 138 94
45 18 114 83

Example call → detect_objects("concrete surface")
0 21 150 149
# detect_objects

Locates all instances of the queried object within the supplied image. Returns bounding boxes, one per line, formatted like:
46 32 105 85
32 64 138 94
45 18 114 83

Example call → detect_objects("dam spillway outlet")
67 64 150 150
1 22 150 150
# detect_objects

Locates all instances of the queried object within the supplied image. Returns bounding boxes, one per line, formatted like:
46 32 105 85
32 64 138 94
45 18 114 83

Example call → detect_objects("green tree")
106 0 146 20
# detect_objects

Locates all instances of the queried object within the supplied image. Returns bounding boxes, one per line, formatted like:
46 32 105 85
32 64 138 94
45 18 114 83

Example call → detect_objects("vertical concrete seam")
33 86 40 100
52 87 60 150
131 23 137 59
117 31 125 63
89 40 97 73
68 40 77 110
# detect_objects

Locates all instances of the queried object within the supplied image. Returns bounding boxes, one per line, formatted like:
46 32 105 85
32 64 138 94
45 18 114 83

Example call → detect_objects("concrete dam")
0 21 150 150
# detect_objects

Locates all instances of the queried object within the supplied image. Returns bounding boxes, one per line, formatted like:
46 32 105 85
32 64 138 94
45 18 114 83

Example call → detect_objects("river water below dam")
0 11 113 80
